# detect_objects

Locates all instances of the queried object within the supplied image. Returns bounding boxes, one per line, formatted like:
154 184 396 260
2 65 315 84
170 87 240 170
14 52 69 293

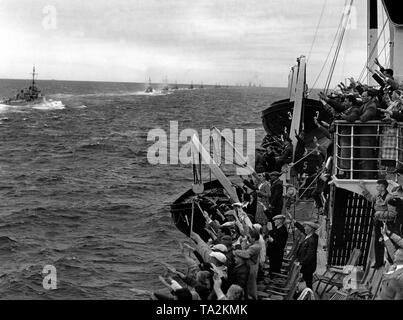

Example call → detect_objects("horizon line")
0 77 289 89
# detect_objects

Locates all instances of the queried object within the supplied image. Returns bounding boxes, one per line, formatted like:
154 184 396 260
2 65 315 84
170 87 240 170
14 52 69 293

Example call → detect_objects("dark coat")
391 110 403 121
266 225 288 273
296 233 318 274
266 225 288 258
183 276 211 301
388 197 403 226
343 106 362 122
263 151 276 173
359 100 378 122
269 179 283 218
227 262 250 295
278 142 293 164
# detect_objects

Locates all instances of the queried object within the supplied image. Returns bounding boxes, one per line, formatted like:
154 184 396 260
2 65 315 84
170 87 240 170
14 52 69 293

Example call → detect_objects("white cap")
170 279 182 291
209 251 227 264
212 244 228 253
253 223 262 232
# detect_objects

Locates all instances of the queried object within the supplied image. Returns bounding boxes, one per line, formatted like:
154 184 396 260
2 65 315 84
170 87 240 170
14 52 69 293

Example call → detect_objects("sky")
0 0 391 87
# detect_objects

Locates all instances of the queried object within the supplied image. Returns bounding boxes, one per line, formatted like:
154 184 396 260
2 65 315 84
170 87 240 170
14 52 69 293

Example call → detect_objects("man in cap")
295 221 319 289
233 228 261 299
265 214 288 278
209 251 227 269
266 171 284 222
228 249 250 298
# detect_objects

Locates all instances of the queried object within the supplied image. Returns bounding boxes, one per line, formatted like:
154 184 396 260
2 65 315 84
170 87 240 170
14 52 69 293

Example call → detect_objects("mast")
382 0 403 82
367 0 378 86
31 66 37 86
289 56 306 159
191 134 240 203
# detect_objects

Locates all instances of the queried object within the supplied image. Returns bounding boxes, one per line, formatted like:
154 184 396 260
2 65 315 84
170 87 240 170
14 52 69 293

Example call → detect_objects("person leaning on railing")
380 89 403 122
317 92 363 178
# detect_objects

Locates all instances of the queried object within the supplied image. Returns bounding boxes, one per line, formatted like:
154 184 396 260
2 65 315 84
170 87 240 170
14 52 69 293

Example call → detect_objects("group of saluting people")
132 57 403 300
132 172 321 300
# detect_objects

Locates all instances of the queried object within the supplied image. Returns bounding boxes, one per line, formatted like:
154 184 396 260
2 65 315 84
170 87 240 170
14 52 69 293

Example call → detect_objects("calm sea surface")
0 79 287 299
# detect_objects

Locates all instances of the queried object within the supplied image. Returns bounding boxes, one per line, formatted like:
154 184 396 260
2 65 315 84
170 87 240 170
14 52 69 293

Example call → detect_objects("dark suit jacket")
266 225 288 259
359 100 378 122
269 180 283 217
227 262 250 295
278 143 293 164
296 233 318 274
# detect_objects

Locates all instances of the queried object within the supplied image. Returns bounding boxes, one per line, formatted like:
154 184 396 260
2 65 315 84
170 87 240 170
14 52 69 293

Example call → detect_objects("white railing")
334 120 403 180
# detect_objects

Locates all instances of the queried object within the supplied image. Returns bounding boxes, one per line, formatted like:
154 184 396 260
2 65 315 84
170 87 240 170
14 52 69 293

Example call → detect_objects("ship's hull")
1 97 44 106
261 98 333 144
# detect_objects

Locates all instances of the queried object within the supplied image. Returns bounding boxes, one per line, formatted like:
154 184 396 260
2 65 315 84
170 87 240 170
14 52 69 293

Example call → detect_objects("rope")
357 19 388 83
324 0 354 94
381 8 387 64
290 143 327 168
307 0 328 63
297 170 323 200
309 0 347 92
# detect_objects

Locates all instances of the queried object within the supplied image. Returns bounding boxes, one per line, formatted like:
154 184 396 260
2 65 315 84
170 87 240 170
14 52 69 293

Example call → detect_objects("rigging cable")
307 0 328 64
324 0 354 94
361 37 391 82
308 0 348 93
357 19 388 83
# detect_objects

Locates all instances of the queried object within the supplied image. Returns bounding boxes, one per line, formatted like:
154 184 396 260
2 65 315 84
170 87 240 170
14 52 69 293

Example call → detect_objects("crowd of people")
137 201 320 301
134 59 403 300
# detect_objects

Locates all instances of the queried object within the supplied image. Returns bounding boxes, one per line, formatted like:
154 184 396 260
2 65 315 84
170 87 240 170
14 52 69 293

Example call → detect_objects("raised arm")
358 181 375 202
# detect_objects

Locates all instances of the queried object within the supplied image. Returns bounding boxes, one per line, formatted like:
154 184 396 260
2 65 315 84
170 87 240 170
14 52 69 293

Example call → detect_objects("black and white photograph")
0 0 402 307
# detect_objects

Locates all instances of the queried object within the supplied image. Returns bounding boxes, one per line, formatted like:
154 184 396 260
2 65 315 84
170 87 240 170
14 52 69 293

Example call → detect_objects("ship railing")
334 120 403 181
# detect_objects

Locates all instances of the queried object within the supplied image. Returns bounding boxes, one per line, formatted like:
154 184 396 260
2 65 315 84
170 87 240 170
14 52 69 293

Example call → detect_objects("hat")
302 221 319 230
232 202 243 207
212 244 228 253
273 214 286 220
209 251 227 264
269 171 282 177
253 223 262 232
